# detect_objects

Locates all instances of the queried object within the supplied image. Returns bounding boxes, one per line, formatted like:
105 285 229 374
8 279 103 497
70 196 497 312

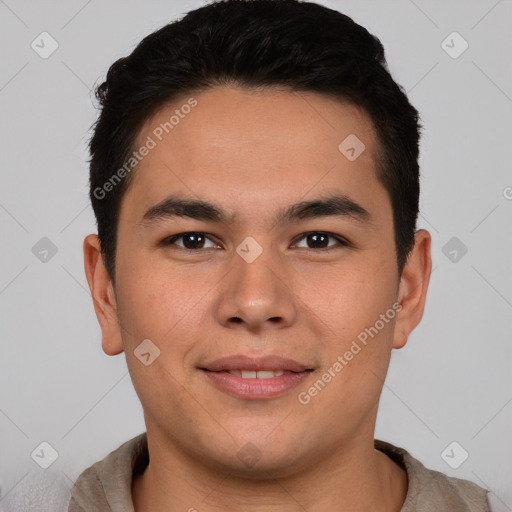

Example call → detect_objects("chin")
195 441 313 480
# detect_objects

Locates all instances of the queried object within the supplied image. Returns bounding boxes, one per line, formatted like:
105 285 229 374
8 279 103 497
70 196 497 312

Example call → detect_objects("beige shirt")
68 433 491 511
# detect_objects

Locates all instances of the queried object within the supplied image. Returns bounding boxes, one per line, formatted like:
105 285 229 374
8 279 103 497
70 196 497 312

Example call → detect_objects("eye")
164 232 220 250
163 231 350 251
293 232 349 250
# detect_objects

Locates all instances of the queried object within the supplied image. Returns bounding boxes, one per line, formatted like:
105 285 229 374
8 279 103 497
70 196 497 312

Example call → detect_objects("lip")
199 355 314 400
201 369 313 400
199 355 312 373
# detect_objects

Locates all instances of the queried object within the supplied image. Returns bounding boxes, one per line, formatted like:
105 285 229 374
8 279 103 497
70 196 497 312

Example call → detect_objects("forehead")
121 86 388 227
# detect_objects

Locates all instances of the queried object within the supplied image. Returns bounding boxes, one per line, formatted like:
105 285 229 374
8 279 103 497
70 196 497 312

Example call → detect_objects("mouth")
203 369 299 379
199 355 314 400
200 354 313 373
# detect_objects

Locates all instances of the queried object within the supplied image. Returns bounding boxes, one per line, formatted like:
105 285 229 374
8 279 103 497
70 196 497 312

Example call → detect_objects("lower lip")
201 370 312 400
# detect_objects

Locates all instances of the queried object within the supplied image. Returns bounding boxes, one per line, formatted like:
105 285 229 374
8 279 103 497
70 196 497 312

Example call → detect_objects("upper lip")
200 355 312 372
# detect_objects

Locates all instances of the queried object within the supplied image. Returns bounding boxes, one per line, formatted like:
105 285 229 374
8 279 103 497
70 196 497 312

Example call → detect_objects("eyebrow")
139 193 372 229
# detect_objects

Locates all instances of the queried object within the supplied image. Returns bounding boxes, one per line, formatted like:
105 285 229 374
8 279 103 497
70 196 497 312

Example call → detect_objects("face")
85 86 431 477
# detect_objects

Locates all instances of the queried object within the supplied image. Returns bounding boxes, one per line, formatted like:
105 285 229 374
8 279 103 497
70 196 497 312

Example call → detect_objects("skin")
84 86 431 512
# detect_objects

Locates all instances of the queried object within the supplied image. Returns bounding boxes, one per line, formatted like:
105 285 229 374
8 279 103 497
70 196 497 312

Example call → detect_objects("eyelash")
162 231 351 252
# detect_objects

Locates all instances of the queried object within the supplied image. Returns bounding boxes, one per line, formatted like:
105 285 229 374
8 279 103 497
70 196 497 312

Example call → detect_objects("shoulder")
375 439 491 512
69 432 148 511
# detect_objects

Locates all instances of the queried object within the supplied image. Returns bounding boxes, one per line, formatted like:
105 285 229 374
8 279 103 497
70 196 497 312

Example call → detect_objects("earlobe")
83 234 124 356
393 229 432 350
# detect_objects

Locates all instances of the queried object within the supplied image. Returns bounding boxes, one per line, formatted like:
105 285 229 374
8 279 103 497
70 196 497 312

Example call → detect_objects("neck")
132 428 408 512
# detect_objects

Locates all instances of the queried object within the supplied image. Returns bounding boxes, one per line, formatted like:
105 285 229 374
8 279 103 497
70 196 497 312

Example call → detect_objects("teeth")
228 370 285 379
255 370 274 379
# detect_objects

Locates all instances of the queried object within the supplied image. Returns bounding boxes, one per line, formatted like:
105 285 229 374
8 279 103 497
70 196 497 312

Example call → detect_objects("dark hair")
88 0 421 285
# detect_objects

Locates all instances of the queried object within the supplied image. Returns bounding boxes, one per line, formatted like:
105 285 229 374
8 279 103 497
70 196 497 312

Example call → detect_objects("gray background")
0 0 511 508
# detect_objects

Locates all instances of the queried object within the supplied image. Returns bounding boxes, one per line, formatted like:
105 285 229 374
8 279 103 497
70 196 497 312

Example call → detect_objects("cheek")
115 260 213 365
303 254 397 335
114 271 161 340
305 258 398 409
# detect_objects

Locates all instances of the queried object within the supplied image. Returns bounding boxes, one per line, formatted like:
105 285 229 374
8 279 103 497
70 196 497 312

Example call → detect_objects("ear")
393 229 432 349
83 234 124 356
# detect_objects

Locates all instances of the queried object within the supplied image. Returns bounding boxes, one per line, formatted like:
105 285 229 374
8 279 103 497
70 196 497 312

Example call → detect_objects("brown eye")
163 231 349 252
294 232 349 250
165 232 218 250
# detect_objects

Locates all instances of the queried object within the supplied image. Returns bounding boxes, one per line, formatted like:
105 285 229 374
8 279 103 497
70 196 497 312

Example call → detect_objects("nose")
215 245 298 333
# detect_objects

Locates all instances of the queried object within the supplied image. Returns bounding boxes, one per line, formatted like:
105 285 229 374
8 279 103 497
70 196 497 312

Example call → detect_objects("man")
71 0 492 510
